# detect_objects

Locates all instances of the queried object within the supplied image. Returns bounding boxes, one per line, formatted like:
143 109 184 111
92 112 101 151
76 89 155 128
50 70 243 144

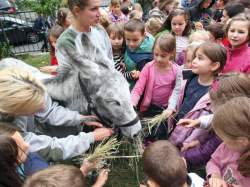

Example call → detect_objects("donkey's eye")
107 100 121 106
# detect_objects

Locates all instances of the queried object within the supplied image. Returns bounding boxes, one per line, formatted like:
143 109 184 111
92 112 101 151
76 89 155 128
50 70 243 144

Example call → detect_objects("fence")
0 11 48 56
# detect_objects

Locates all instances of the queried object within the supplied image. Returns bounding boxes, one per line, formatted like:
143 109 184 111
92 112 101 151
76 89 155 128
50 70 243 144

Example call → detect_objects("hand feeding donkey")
0 34 141 139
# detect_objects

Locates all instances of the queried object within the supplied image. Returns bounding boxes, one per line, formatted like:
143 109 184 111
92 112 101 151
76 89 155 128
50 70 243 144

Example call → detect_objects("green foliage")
0 42 14 60
136 0 154 14
22 0 62 16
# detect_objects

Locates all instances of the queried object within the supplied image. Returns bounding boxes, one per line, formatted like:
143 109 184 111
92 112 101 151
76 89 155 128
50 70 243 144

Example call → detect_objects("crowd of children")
1 0 250 186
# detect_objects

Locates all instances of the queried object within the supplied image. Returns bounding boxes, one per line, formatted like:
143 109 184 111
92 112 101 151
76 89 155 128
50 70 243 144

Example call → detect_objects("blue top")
177 75 209 120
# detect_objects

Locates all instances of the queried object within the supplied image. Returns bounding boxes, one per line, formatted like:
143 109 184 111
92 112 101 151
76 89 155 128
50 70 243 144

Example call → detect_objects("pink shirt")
206 142 250 186
151 66 175 106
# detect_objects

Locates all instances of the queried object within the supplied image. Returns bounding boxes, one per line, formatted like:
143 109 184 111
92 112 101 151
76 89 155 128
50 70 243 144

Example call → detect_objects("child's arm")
177 114 214 128
162 66 183 116
92 169 110 187
131 66 148 107
206 144 227 187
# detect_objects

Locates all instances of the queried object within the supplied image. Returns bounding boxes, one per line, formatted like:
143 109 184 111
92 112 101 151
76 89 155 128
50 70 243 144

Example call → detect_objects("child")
100 8 111 30
145 17 163 37
238 0 250 11
180 72 250 167
207 97 250 186
177 30 209 66
131 33 179 142
0 125 48 186
141 140 204 187
167 42 227 147
207 22 225 43
129 10 143 20
222 13 250 74
56 7 74 30
132 2 143 12
23 165 109 187
121 3 130 21
40 25 64 75
148 0 174 21
221 3 245 24
124 19 155 90
106 23 139 80
188 0 215 29
108 0 127 23
157 7 192 62
123 0 132 10
212 0 228 22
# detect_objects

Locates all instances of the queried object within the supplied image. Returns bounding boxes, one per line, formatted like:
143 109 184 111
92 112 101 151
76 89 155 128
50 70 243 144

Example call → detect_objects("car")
0 0 16 13
0 17 41 44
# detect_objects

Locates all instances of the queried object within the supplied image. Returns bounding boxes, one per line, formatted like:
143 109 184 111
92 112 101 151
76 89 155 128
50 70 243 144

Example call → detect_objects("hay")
85 136 121 170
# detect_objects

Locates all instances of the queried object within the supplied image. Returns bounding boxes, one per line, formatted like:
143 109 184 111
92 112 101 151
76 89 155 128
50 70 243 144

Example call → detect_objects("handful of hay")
142 113 170 135
85 136 121 170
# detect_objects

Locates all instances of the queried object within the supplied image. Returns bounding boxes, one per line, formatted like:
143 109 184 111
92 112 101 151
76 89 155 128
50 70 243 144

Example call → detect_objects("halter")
78 73 139 129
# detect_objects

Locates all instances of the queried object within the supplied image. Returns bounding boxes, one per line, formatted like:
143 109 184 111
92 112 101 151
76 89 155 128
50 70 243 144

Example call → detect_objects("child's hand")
177 119 201 128
80 159 98 177
40 66 58 73
181 140 200 151
131 70 140 79
195 22 203 30
162 109 173 117
120 62 126 71
209 174 227 187
92 169 110 187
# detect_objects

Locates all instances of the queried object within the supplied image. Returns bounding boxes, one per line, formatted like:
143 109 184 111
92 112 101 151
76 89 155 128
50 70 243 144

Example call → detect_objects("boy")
213 0 229 22
23 163 110 187
124 19 155 91
141 140 204 187
221 3 245 24
188 0 215 29
207 22 225 43
237 0 250 11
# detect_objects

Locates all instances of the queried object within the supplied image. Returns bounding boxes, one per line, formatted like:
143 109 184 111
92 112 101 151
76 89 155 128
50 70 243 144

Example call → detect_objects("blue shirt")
177 75 210 120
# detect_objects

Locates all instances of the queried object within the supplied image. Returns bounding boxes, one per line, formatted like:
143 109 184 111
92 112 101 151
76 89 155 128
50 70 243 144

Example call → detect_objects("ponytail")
238 149 250 177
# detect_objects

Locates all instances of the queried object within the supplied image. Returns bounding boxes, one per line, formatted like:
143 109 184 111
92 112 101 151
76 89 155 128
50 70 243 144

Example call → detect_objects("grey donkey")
0 34 141 139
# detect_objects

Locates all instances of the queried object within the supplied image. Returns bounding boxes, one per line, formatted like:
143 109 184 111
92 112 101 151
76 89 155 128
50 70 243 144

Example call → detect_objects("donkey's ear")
76 33 114 69
57 44 101 79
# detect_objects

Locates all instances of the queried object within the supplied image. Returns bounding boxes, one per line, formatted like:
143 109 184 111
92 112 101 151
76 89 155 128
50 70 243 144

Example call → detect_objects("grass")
18 54 207 186
18 53 51 68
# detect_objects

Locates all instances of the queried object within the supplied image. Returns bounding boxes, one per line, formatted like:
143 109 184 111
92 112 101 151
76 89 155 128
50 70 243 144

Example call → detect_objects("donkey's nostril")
133 132 139 138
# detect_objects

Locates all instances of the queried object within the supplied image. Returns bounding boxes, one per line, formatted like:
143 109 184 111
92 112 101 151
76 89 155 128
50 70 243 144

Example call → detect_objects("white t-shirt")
175 36 189 62
189 173 204 187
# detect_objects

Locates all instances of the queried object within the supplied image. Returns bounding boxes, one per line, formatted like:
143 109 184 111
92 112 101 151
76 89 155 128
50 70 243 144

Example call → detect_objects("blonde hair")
212 97 250 177
184 41 203 67
159 0 174 11
145 18 163 36
189 30 209 43
132 3 143 12
129 10 142 19
23 164 86 187
0 68 46 115
172 0 181 9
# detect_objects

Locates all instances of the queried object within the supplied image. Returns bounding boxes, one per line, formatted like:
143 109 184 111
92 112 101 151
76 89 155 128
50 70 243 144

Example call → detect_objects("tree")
135 0 154 15
22 0 63 16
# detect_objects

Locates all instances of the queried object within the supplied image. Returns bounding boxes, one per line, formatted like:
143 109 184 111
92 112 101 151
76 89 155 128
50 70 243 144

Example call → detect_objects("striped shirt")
114 51 133 80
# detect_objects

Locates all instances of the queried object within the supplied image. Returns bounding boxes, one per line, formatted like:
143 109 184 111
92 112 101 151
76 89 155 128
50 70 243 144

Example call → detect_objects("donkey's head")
56 33 141 139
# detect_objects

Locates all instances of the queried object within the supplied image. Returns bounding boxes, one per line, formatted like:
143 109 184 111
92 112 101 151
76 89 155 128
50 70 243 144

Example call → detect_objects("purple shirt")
108 11 127 23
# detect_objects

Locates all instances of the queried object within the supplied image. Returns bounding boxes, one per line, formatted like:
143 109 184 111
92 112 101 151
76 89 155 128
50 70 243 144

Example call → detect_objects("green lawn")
19 53 51 68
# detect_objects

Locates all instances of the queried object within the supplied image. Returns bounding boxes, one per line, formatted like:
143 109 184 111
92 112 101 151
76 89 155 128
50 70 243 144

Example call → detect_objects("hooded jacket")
188 0 215 29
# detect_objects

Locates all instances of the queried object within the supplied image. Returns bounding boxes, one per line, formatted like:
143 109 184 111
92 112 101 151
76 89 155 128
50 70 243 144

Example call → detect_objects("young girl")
156 7 192 62
167 42 227 147
207 97 250 186
40 25 64 75
180 72 250 167
222 13 250 74
106 23 139 80
108 0 127 23
131 33 180 142
145 17 163 37
149 0 174 21
0 125 48 186
56 7 74 30
129 10 143 20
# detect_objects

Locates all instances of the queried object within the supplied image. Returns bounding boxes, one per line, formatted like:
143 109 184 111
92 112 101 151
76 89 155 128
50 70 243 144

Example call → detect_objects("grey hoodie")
0 93 94 162
188 0 215 29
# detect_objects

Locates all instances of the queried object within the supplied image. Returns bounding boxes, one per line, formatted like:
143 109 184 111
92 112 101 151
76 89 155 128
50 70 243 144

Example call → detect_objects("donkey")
0 34 141 139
